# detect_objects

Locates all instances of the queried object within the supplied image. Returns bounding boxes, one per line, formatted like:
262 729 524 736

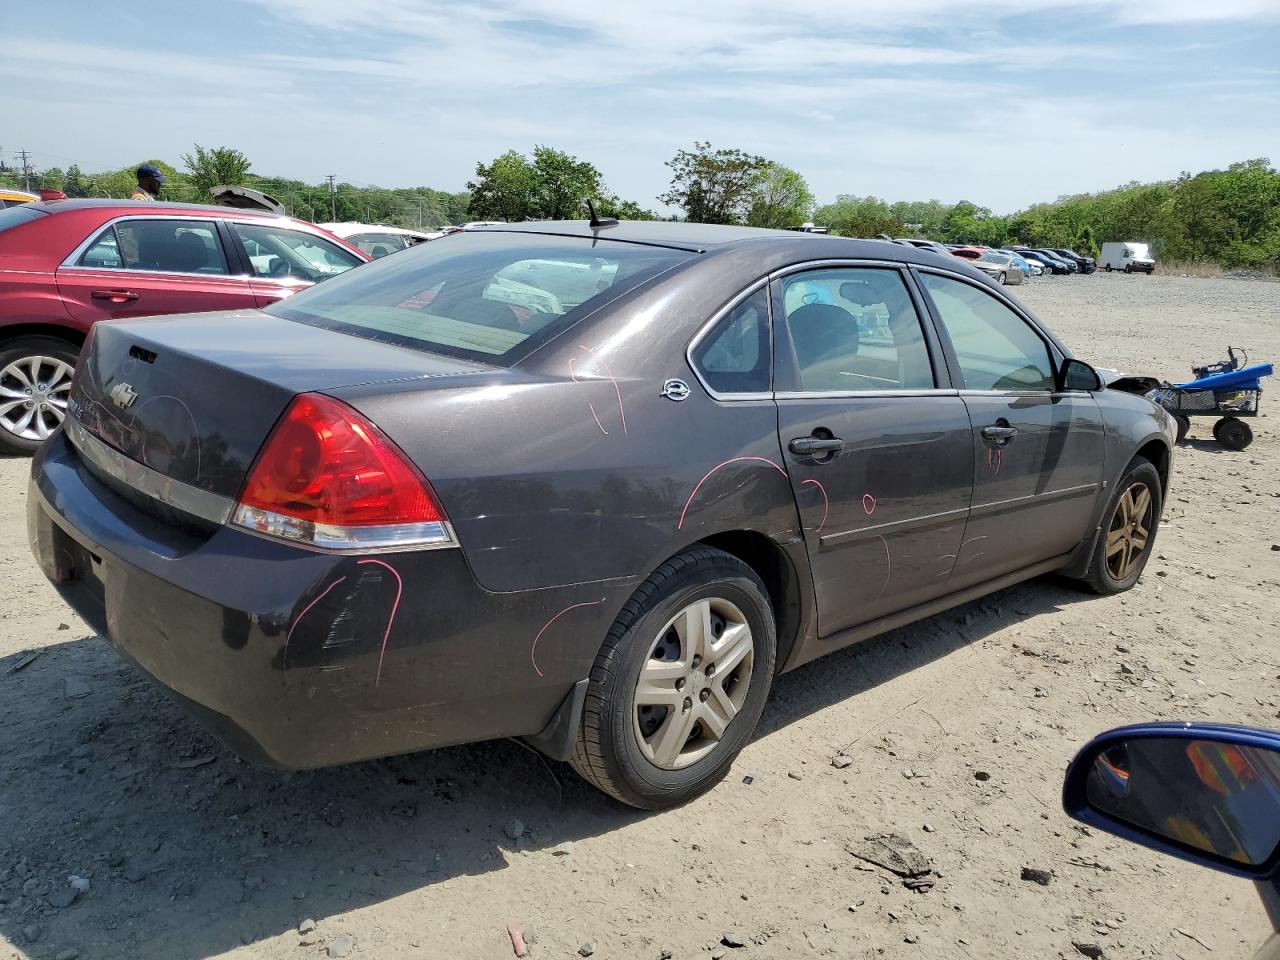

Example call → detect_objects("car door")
769 265 975 637
225 221 365 306
915 270 1105 588
55 216 256 324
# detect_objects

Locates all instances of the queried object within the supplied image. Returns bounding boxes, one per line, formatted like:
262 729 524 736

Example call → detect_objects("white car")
319 222 438 258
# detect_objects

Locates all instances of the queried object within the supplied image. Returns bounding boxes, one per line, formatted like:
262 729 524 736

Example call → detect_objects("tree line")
3 143 1275 271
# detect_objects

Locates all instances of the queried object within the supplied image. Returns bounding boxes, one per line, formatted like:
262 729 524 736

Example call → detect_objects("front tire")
1079 456 1162 595
571 547 777 809
0 336 80 455
997 271 1007 284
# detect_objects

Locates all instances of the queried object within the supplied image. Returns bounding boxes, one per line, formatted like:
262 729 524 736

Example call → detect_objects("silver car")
971 249 1025 285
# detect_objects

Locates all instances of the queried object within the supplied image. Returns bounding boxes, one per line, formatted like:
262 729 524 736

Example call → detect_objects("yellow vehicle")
0 187 40 208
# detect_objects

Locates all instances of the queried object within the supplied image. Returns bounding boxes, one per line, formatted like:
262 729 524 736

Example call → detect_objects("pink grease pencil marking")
862 493 877 515
874 535 892 599
678 457 787 530
357 559 403 687
578 344 627 435
569 356 611 435
800 478 829 533
283 576 347 670
531 598 605 678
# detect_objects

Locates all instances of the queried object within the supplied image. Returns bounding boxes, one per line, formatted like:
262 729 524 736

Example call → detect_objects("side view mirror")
1063 723 1280 880
1060 357 1102 392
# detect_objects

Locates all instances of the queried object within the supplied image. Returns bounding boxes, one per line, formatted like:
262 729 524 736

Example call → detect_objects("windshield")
267 232 696 364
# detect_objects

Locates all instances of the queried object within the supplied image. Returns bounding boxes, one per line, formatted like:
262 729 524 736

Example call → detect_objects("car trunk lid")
69 309 489 501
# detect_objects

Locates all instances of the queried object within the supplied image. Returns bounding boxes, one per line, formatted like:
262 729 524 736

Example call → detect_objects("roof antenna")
587 198 619 229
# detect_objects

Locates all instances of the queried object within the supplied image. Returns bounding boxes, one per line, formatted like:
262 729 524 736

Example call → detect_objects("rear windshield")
0 205 46 233
267 232 696 364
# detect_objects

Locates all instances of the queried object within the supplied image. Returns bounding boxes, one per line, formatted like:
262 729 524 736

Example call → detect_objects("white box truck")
1099 242 1155 273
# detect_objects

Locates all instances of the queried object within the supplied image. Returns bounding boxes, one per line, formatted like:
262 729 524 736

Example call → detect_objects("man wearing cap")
132 163 166 201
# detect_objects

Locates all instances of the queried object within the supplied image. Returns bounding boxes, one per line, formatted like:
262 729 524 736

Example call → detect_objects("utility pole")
326 175 337 220
17 150 33 191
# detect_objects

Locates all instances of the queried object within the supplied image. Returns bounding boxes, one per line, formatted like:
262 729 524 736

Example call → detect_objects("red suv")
0 199 368 453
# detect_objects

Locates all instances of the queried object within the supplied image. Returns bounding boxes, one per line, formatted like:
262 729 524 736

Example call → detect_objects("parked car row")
889 237 1099 285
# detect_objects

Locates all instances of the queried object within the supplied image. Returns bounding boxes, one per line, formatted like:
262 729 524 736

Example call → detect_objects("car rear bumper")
28 431 621 768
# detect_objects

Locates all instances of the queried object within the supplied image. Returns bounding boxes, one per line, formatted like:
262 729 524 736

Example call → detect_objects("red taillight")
232 393 453 551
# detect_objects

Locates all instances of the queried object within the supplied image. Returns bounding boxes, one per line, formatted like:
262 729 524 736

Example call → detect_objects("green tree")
530 145 605 220
815 195 903 238
181 145 252 198
660 141 769 224
467 150 536 221
62 164 88 198
746 163 814 229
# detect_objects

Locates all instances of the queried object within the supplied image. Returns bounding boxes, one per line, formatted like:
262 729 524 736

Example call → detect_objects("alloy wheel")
633 597 754 770
0 355 73 442
1105 481 1153 581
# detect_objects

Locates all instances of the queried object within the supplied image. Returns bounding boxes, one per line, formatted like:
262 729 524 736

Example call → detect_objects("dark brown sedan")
29 222 1176 809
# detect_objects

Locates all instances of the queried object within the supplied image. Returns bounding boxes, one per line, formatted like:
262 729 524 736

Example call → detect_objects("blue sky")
6 0 1279 214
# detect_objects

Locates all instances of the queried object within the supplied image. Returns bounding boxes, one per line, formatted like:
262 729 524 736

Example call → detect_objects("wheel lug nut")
705 663 716 678
682 697 692 712
691 655 702 668
676 678 686 691
699 689 710 702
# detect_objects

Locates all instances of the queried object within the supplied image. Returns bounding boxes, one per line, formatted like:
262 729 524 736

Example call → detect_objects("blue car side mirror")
1063 722 1280 881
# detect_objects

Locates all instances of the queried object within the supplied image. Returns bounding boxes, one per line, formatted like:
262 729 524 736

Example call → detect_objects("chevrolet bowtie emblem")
110 382 138 410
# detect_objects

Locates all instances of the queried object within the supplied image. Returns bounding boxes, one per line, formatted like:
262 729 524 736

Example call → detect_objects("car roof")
470 219 952 264
27 198 293 220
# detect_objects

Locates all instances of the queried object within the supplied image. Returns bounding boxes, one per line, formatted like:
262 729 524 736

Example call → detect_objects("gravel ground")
1 273 1277 960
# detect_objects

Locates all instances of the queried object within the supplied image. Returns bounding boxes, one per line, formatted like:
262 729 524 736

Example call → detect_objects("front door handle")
981 424 1018 446
91 290 140 303
789 436 845 456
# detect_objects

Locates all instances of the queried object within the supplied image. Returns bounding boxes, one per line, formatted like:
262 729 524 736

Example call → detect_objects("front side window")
780 268 934 392
233 223 362 282
690 287 770 394
920 273 1055 391
84 220 230 274
267 232 695 363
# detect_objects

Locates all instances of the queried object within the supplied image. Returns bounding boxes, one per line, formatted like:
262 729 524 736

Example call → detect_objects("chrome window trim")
60 214 248 279
66 418 235 526
684 276 774 401
776 388 960 400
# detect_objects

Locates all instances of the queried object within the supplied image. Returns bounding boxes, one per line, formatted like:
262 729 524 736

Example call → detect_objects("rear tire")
571 547 777 809
0 336 81 456
1079 456 1162 595
1173 414 1190 444
1215 418 1252 451
1105 264 1113 272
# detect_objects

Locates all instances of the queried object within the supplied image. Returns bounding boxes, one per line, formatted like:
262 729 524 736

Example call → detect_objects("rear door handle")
91 290 140 303
981 425 1018 446
789 436 845 455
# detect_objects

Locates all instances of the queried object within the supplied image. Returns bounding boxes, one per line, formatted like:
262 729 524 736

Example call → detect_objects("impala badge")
110 382 138 410
661 378 691 402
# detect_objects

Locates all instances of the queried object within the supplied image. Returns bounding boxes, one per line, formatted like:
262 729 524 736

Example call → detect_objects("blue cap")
137 163 167 184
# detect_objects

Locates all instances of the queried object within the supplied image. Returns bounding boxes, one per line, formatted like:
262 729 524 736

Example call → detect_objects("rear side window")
267 232 696 364
691 287 770 394
780 268 934 392
81 220 230 275
920 273 1054 391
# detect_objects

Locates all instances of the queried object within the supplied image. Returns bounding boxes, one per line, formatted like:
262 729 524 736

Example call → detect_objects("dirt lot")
2 274 1278 960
